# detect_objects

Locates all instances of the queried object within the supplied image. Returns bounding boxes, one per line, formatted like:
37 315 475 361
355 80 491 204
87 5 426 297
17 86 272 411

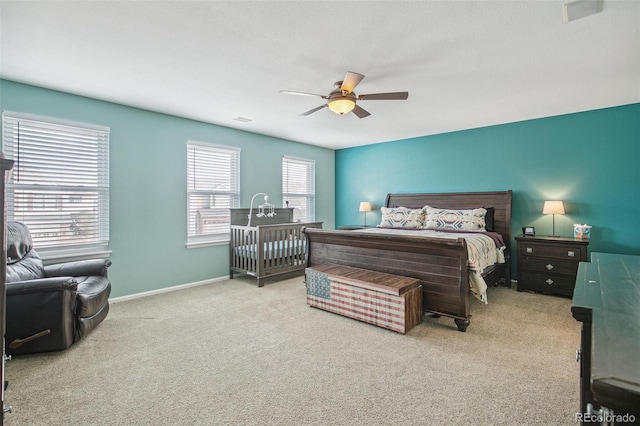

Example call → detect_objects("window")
187 141 240 246
2 112 110 256
282 156 315 222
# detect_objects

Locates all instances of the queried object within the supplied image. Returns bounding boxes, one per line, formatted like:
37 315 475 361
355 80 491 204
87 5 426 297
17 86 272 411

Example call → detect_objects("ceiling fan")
280 71 408 118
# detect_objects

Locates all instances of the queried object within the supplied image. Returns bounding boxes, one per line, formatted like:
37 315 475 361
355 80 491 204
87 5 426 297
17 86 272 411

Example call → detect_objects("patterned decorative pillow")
378 207 426 228
424 206 487 231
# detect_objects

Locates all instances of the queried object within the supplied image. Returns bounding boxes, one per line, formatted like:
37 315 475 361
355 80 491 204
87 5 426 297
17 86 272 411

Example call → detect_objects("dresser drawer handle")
546 263 554 270
526 247 533 254
567 251 575 257
545 278 554 285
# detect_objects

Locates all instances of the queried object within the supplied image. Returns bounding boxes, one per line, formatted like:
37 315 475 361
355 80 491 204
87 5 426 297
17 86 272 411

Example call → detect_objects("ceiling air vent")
563 0 603 23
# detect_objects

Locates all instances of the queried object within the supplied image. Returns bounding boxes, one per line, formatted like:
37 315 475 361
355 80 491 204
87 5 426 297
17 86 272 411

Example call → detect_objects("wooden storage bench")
305 264 423 334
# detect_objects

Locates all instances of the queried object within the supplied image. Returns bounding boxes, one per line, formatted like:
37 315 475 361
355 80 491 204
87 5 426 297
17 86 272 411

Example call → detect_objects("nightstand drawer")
519 272 576 296
519 242 586 261
519 256 580 276
516 235 589 297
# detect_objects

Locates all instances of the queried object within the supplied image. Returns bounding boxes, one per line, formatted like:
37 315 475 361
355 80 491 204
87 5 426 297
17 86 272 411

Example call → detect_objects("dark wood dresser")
516 235 589 297
572 252 640 423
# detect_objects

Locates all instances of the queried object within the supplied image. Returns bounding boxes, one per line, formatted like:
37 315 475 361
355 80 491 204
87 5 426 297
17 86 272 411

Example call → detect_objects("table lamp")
359 201 372 227
543 200 565 237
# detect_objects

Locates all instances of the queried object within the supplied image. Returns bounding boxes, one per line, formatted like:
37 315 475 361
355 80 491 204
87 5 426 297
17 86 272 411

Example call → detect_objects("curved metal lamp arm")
247 193 266 228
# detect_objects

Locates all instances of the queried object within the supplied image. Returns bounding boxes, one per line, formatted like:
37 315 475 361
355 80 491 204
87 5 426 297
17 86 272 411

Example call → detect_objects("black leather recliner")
5 221 112 355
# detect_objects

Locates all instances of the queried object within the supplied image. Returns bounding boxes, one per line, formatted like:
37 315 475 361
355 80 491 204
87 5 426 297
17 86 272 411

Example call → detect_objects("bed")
229 208 322 287
303 190 512 331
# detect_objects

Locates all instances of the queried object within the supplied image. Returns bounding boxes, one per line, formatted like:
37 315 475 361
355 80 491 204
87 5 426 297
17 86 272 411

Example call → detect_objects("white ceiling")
1 1 639 150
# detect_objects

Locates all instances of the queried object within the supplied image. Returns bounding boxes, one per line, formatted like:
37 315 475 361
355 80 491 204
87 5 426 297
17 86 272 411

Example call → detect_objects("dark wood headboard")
230 208 295 226
385 190 513 249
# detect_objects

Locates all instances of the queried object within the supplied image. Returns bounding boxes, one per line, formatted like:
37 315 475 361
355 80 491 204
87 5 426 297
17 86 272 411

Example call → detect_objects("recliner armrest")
7 277 78 296
5 277 78 355
44 259 112 278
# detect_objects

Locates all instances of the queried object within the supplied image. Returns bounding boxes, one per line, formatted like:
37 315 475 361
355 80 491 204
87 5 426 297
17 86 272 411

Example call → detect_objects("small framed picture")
522 226 535 236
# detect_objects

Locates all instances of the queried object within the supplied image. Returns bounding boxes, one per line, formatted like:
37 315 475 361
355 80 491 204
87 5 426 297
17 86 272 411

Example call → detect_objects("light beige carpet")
4 276 581 425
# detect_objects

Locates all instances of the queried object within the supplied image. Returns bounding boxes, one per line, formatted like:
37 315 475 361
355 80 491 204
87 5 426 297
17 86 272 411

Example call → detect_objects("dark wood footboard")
304 228 473 329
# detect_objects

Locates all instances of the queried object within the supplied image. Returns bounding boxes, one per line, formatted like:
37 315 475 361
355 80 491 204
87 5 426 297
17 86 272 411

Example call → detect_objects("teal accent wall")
1 79 335 297
336 103 640 276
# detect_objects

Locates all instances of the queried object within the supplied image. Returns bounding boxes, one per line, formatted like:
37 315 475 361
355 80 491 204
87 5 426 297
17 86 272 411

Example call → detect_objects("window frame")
186 140 241 247
2 111 110 261
282 155 315 222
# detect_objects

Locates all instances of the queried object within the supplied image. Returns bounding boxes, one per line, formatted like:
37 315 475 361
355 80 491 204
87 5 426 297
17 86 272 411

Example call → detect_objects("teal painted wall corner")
335 103 640 277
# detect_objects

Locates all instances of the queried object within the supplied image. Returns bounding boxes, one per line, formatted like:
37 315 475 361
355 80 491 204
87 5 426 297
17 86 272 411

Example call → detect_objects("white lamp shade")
359 201 372 212
543 201 565 215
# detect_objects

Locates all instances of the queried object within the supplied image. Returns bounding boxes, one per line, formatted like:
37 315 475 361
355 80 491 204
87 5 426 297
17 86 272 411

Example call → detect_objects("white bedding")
355 228 506 303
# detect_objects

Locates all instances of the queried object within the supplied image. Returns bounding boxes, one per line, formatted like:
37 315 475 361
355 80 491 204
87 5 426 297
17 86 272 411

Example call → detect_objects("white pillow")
378 207 426 228
424 206 487 232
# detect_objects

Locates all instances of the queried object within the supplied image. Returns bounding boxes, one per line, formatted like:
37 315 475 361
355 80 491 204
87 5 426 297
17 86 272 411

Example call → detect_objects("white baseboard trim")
109 275 230 304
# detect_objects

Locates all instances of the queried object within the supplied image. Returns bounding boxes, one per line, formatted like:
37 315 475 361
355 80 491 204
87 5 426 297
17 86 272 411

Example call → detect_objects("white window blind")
187 141 240 245
2 112 110 254
282 156 315 222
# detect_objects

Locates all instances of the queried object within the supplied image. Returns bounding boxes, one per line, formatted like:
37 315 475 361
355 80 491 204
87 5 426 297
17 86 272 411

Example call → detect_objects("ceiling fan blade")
300 104 327 116
352 104 371 119
341 71 365 93
358 92 409 100
280 90 327 98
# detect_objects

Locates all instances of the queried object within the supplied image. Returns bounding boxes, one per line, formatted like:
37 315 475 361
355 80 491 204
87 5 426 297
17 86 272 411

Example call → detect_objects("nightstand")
516 235 589 297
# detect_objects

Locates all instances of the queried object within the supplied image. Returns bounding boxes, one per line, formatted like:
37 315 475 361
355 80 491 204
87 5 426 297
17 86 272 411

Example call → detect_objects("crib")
229 208 322 286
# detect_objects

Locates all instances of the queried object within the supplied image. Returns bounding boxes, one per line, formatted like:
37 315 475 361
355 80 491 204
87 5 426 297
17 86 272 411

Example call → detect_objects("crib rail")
230 222 322 286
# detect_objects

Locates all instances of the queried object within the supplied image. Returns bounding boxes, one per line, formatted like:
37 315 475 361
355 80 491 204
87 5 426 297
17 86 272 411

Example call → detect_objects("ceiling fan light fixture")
281 71 408 118
327 96 356 115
